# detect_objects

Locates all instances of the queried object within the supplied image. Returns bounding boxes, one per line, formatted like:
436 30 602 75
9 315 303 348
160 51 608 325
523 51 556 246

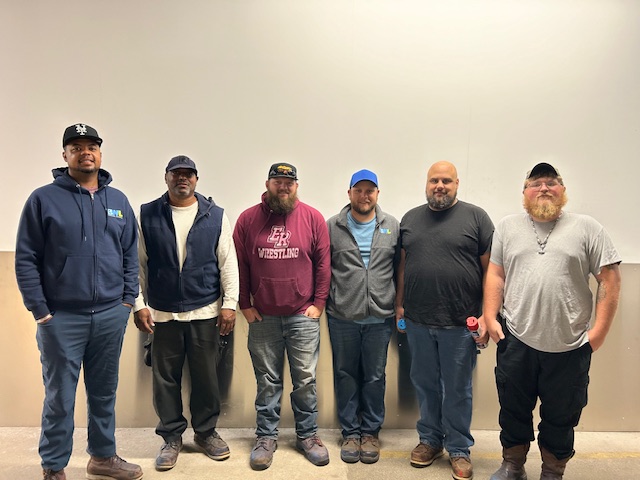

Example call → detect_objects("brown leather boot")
86 455 143 480
490 444 530 480
539 446 571 479
43 469 66 480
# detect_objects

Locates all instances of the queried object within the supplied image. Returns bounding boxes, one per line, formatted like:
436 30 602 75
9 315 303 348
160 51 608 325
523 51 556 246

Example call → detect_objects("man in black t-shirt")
395 161 494 480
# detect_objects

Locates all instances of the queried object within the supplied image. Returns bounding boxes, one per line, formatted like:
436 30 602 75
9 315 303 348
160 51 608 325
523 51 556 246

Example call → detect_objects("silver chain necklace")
529 215 560 255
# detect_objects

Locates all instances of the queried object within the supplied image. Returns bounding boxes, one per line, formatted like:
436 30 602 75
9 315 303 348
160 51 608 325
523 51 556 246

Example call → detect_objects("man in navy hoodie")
233 163 331 470
15 124 141 480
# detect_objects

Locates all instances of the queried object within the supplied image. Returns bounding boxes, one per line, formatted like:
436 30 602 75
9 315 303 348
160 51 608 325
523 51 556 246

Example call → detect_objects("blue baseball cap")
349 169 378 188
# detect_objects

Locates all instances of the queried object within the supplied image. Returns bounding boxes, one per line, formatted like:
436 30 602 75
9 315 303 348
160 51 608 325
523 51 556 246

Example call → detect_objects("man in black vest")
133 155 239 471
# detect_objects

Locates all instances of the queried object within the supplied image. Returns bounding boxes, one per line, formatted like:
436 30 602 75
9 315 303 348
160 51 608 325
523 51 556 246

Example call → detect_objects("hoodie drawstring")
73 184 87 242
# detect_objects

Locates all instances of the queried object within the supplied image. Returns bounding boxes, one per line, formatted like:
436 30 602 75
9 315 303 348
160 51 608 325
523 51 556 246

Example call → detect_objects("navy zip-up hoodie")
15 167 139 320
140 192 223 312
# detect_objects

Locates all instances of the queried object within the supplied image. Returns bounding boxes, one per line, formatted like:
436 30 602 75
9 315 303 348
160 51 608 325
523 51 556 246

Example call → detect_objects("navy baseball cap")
63 123 102 147
350 169 378 188
166 155 198 175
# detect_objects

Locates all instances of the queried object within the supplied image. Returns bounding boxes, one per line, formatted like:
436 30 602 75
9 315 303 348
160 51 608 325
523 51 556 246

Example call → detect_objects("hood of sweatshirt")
52 166 113 190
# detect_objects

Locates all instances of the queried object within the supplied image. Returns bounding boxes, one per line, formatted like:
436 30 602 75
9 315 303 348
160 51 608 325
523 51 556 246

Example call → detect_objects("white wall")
1 0 639 259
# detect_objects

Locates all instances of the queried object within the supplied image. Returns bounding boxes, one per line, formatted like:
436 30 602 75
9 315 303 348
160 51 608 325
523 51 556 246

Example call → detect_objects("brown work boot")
360 434 380 464
339 436 360 463
250 437 277 470
194 431 231 460
86 455 143 480
490 444 529 480
540 446 571 479
296 434 330 466
410 442 443 467
43 469 66 480
155 438 182 471
451 456 474 479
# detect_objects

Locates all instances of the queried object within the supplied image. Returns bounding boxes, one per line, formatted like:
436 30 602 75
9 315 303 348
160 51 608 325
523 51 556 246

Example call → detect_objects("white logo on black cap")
75 124 88 135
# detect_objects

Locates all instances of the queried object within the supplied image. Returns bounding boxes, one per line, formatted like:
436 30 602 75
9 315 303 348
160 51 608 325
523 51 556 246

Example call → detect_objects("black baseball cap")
526 162 560 179
63 123 103 147
268 163 298 180
166 155 198 176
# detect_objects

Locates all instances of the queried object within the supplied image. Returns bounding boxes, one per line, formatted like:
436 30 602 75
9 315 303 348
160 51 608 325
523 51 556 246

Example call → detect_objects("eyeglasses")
525 180 562 190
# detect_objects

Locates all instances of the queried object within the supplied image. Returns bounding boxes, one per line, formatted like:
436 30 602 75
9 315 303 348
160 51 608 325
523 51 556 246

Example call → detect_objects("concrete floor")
2 427 638 480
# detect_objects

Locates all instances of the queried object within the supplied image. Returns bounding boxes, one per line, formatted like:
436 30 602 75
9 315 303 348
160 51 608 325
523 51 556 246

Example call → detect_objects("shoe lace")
161 441 180 452
255 438 272 451
361 435 378 446
305 435 323 447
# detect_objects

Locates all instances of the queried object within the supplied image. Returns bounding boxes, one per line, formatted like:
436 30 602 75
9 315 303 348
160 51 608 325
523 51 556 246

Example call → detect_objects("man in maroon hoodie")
233 163 331 470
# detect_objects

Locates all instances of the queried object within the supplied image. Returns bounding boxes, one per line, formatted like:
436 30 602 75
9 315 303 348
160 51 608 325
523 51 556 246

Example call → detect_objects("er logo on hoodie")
257 226 300 259
267 226 291 248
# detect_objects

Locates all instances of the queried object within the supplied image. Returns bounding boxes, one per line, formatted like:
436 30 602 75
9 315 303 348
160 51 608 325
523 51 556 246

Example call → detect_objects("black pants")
152 318 220 441
495 319 592 460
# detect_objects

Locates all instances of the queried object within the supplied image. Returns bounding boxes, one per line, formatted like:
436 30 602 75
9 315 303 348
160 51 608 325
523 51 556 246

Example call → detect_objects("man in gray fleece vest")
326 169 400 465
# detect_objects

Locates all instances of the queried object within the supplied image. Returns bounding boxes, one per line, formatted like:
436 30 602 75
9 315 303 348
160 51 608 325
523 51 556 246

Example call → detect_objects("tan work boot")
360 434 380 464
540 446 571 479
86 455 143 480
410 442 443 467
490 444 530 479
450 456 473 479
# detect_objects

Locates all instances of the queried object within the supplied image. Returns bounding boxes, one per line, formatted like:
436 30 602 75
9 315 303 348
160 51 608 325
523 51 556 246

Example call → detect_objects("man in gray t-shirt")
484 162 621 480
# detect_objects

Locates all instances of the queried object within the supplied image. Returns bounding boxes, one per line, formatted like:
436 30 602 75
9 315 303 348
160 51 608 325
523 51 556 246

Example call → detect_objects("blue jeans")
328 315 393 438
247 314 320 439
36 304 131 470
405 320 476 457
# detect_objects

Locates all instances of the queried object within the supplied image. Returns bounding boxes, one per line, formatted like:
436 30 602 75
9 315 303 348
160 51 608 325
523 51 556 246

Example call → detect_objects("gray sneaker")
155 438 182 470
296 435 330 466
250 437 277 470
194 431 230 461
340 436 360 463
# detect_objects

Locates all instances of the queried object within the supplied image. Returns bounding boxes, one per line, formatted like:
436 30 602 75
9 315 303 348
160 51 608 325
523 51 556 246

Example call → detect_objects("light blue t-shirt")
347 211 385 324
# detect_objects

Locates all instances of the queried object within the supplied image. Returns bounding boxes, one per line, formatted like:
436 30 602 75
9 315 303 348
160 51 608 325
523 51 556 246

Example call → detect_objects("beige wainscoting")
1 252 638 431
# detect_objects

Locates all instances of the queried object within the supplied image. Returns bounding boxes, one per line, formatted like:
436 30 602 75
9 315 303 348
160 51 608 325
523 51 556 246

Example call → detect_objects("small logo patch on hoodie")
107 209 124 219
379 228 391 234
